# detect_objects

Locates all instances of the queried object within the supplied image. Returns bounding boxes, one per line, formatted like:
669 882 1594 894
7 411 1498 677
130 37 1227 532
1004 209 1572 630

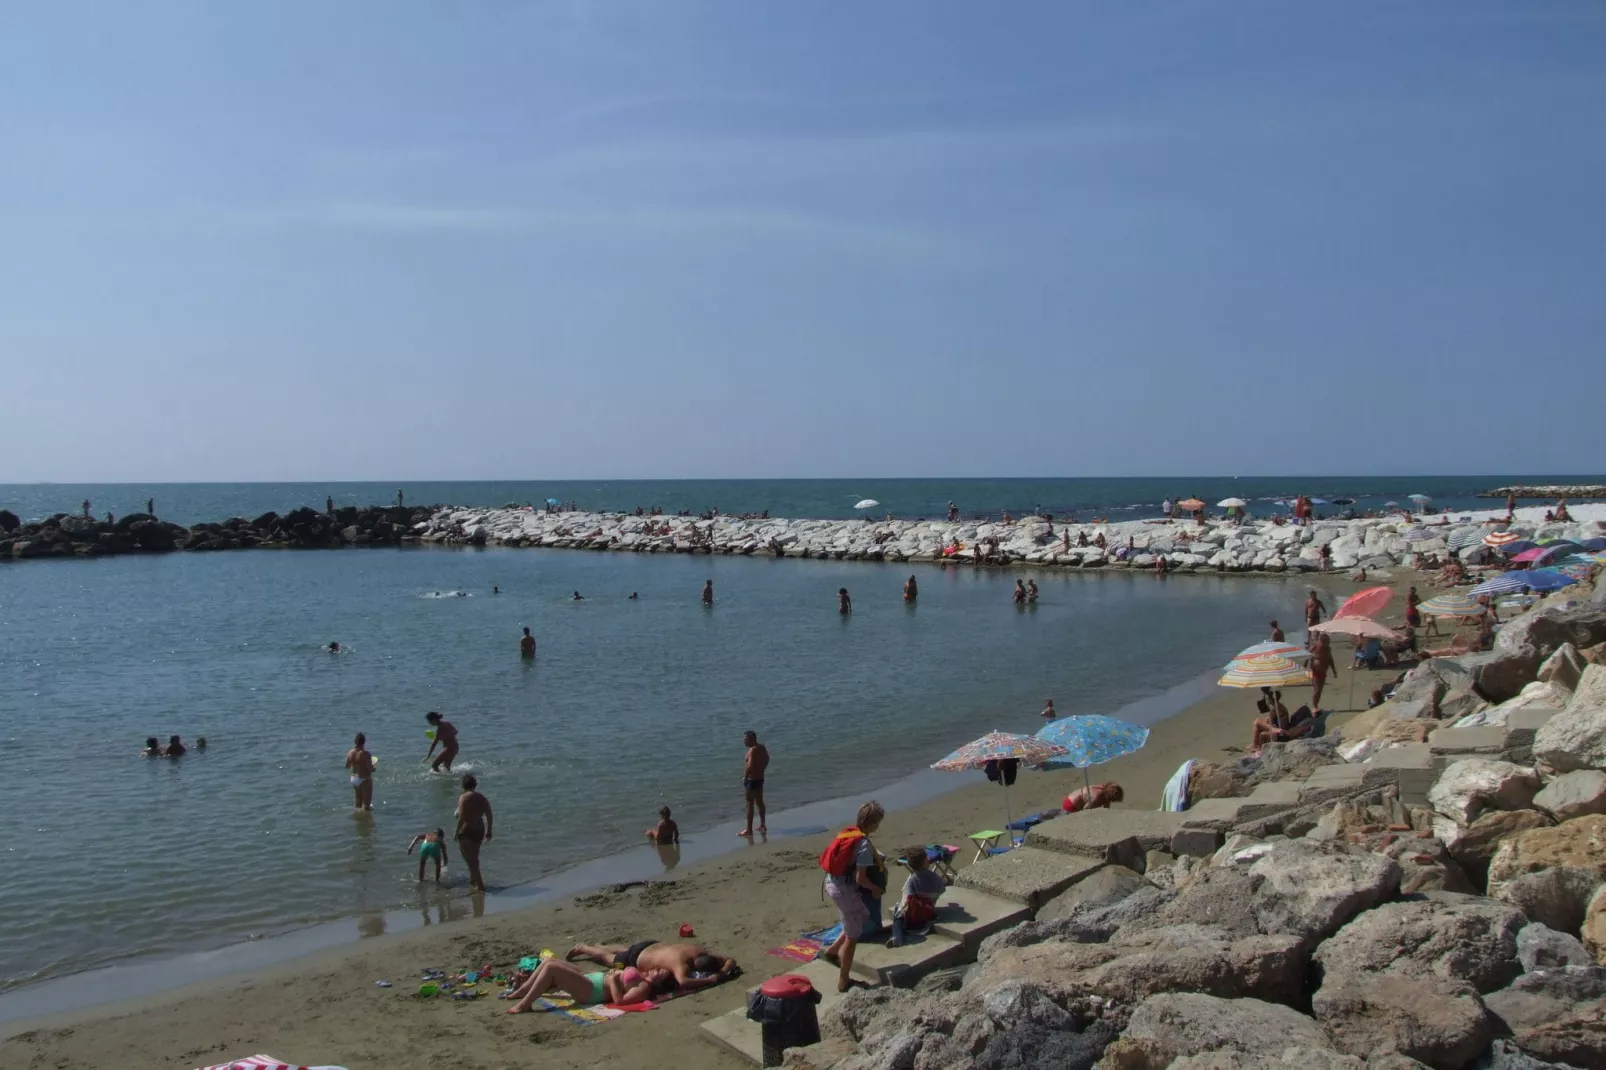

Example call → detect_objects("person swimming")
327 640 341 653
143 737 163 757
629 592 639 600
165 735 187 757
572 591 585 601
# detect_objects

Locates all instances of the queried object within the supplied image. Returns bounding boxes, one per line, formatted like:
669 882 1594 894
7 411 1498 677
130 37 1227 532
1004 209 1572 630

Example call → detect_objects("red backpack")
819 827 864 876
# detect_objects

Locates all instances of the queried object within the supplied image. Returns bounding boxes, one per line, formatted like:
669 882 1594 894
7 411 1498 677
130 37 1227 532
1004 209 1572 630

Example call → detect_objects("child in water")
407 828 451 883
645 806 679 844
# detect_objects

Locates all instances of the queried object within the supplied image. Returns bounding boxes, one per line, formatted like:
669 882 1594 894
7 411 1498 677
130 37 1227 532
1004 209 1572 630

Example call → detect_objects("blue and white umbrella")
1403 527 1439 543
1408 494 1432 503
1447 527 1493 550
1470 572 1541 598
1517 568 1581 593
1035 715 1150 795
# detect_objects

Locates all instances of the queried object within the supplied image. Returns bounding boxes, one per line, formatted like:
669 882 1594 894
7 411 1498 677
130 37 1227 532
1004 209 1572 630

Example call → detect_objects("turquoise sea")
0 476 1598 996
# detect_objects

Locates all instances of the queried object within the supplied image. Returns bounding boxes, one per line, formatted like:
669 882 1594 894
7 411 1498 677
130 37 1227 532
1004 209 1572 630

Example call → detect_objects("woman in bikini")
504 959 673 1013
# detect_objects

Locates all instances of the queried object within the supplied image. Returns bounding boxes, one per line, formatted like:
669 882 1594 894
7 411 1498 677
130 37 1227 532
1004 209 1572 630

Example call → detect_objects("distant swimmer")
703 580 714 605
426 711 459 772
1269 620 1285 642
1026 579 1039 603
327 640 341 653
1040 698 1056 721
345 732 375 811
838 587 852 614
1013 580 1026 605
164 735 187 757
903 575 918 603
629 592 639 600
520 627 536 657
572 591 585 601
196 736 207 751
143 737 163 757
493 585 500 595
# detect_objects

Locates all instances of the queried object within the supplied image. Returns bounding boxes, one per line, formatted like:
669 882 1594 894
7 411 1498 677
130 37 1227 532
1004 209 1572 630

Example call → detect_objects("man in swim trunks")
455 773 492 892
1305 589 1327 637
565 940 739 992
740 730 769 836
345 732 374 811
519 627 536 657
425 711 459 772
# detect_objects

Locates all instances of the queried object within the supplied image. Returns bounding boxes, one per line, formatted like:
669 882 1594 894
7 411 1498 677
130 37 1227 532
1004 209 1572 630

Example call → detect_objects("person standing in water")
903 575 918 603
519 627 536 657
1040 698 1057 721
703 579 714 605
1013 579 1027 605
1026 579 1039 603
739 730 770 836
455 774 492 892
345 732 375 811
425 711 459 772
838 587 852 614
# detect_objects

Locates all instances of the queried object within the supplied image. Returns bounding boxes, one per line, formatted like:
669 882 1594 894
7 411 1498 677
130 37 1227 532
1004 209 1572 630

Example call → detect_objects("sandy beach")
0 569 1428 1070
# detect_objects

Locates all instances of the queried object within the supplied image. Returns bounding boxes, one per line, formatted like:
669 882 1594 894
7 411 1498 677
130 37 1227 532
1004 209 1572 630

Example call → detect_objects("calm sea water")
0 475 1596 993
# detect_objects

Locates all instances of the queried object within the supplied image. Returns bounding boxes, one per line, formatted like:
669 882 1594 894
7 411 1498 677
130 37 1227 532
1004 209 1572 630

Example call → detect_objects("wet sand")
0 571 1444 1070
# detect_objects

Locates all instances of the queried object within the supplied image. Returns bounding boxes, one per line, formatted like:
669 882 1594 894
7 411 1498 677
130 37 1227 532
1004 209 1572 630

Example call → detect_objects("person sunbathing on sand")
504 959 673 1013
565 940 738 992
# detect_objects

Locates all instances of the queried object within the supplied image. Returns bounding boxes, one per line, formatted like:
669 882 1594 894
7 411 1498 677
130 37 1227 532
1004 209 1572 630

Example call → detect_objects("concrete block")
1234 780 1305 822
1508 707 1559 733
1030 808 1188 859
1366 742 1434 769
1427 725 1509 756
953 846 1105 908
1171 827 1224 858
929 887 1031 951
1179 797 1250 831
848 931 965 985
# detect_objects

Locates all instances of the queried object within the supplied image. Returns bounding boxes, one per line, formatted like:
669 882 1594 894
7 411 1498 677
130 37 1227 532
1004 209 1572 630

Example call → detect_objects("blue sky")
2 2 1602 481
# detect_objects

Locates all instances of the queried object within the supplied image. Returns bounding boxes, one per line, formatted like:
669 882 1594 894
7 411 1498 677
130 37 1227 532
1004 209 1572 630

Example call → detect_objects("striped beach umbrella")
1219 653 1313 689
1533 542 1584 566
1447 527 1492 550
1484 530 1524 548
1470 573 1539 598
933 731 1069 837
1416 591 1487 617
1403 527 1440 543
1230 640 1311 663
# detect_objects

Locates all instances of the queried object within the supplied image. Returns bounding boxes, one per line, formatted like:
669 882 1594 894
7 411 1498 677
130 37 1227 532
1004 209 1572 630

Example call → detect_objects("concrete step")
1028 808 1188 864
1427 725 1509 756
699 958 853 1067
929 887 1032 951
953 845 1105 908
847 930 965 985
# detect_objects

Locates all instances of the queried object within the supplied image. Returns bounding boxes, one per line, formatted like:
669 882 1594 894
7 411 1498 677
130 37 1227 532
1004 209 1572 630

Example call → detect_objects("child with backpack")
886 847 945 948
818 801 886 992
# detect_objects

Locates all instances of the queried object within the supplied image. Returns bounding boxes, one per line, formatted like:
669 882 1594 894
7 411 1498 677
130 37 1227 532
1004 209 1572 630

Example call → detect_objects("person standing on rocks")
396 489 404 508
425 711 459 772
739 730 769 837
947 501 959 522
455 774 493 893
146 498 154 516
326 496 334 514
703 579 714 606
519 627 535 658
82 499 91 518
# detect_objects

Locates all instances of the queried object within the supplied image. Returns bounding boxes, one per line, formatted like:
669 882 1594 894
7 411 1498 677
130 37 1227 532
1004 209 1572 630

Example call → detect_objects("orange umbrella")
1178 498 1205 511
1335 586 1392 620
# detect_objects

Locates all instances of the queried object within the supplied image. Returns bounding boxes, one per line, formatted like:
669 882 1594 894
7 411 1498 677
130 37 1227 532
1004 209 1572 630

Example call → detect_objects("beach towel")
767 922 845 963
200 1058 349 1070
532 996 656 1023
1161 759 1194 812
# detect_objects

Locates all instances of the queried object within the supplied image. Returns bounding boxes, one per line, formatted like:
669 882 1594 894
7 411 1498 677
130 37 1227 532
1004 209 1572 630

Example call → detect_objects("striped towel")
1160 759 1194 812
200 1057 349 1070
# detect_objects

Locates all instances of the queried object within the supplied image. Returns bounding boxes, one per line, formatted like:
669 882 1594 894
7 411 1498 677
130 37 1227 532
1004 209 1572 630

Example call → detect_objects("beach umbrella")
545 497 561 506
1555 562 1596 581
1403 527 1440 543
1219 653 1313 689
1533 542 1584 566
1518 568 1580 593
1408 494 1431 503
1335 586 1393 620
1217 498 1248 508
1178 498 1205 512
1484 530 1523 548
1581 538 1606 552
1332 498 1355 506
1384 501 1400 509
1510 547 1547 564
853 499 880 510
932 731 1069 835
1416 591 1488 618
1230 641 1312 663
1034 715 1150 797
1499 540 1539 556
1470 573 1540 598
1448 527 1492 550
1311 616 1400 640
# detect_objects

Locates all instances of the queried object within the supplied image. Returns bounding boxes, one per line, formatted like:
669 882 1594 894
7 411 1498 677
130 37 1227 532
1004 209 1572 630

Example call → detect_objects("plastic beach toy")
418 982 439 997
517 956 538 971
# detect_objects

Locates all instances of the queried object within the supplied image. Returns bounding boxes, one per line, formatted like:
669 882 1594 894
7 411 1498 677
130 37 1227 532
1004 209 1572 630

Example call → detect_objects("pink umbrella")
1310 616 1400 640
1334 586 1393 620
1510 547 1546 564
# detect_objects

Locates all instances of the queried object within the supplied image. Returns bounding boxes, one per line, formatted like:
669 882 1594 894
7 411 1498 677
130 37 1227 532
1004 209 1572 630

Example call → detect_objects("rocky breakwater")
0 505 436 561
421 506 1605 575
785 577 1606 1069
1482 485 1606 501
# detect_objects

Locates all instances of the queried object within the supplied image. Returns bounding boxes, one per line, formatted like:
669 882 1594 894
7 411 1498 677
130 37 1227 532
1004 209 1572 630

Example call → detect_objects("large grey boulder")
1312 971 1494 1069
1533 664 1606 773
1428 759 1542 824
1435 809 1554 888
1584 884 1606 965
1166 1051 1374 1069
1532 769 1606 821
1482 966 1606 1069
1247 840 1402 946
1516 922 1595 971
1110 993 1336 1064
1537 643 1587 694
1036 865 1147 922
1313 893 1524 993
977 884 1171 956
1486 814 1606 928
1379 834 1478 895
1493 866 1606 936
1498 605 1606 661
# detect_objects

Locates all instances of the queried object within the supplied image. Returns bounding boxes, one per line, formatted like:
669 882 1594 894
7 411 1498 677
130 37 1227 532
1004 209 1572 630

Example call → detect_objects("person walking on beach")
454 774 492 893
345 732 375 811
739 730 769 837
838 587 852 614
1310 633 1339 709
519 627 536 657
703 579 714 605
819 801 885 993
903 575 918 603
1162 498 1173 521
1319 543 1332 573
1305 589 1327 635
1506 491 1517 520
425 711 459 772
